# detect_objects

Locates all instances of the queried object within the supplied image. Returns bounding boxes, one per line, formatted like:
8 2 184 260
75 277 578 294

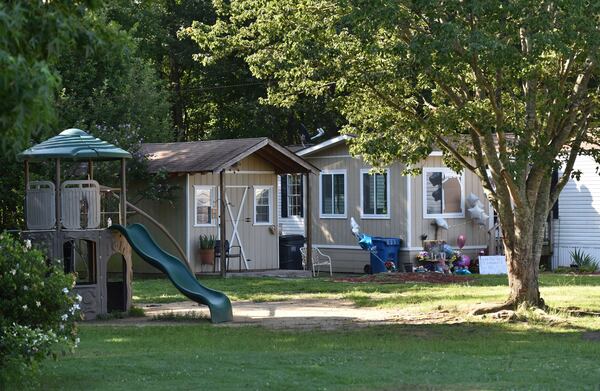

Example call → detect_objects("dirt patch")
334 272 473 284
88 299 462 330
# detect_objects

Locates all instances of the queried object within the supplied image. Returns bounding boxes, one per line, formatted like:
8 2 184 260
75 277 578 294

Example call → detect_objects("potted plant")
199 234 216 265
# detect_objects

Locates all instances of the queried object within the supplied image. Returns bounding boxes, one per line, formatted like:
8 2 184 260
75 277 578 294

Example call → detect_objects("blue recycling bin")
369 237 402 274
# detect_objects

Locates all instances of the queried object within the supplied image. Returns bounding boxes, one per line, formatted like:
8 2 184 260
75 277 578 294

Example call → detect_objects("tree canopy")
189 0 600 309
0 0 102 153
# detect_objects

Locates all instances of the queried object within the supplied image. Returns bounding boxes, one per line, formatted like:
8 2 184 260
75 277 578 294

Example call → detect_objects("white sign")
479 256 507 275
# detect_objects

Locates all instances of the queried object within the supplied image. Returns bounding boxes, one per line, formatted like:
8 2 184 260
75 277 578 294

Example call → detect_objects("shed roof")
140 137 318 174
18 128 131 161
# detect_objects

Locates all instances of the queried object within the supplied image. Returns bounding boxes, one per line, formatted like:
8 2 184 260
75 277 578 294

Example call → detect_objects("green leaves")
0 1 101 154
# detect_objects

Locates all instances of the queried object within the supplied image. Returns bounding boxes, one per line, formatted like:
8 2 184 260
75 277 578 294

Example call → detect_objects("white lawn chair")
300 245 333 277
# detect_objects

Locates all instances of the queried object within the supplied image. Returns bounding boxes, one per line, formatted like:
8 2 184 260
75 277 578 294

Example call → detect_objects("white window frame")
360 168 391 219
193 185 216 227
253 185 273 225
319 169 347 219
422 167 465 219
286 174 303 218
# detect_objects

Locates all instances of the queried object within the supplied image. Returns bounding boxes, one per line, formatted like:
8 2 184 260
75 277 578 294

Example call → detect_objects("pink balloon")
457 235 466 249
461 255 471 267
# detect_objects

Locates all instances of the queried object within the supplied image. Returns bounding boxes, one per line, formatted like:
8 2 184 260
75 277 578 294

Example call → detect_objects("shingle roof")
17 128 131 161
140 137 318 174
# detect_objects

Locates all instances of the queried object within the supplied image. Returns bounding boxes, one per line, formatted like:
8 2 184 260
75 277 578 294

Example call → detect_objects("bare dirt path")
90 299 462 330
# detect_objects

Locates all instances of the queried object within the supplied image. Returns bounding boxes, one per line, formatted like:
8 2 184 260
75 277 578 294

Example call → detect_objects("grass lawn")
23 274 600 390
133 273 600 314
32 322 600 390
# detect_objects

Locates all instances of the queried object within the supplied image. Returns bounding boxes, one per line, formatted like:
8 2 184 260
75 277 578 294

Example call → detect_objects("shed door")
224 186 251 270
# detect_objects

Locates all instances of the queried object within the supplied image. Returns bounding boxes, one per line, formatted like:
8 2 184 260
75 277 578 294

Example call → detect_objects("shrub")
0 234 81 387
569 248 600 273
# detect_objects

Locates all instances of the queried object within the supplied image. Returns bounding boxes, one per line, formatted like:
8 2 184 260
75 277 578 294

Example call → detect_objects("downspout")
406 175 412 249
185 173 191 269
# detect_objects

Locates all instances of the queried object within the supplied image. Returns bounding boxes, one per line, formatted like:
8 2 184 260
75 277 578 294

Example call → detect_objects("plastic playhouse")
17 129 232 323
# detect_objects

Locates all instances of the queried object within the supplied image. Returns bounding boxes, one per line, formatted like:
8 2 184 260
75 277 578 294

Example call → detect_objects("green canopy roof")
17 129 132 161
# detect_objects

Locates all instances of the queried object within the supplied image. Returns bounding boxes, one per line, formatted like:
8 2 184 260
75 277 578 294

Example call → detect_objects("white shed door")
224 186 251 270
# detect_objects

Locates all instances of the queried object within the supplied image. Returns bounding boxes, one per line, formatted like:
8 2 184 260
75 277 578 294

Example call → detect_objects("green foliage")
0 1 99 154
107 0 341 144
0 234 81 387
190 0 600 171
150 311 208 322
128 306 146 317
54 8 176 201
199 234 216 250
56 12 172 146
189 0 600 304
0 157 24 230
95 306 145 320
569 248 599 273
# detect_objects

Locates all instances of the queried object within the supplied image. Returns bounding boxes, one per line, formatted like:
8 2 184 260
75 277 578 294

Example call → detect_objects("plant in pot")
199 234 216 265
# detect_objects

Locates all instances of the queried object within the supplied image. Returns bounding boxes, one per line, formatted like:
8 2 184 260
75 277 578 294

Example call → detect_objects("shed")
135 137 318 274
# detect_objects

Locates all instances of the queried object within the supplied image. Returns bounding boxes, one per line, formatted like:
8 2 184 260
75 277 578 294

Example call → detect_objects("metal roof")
17 128 132 161
296 134 355 157
140 137 318 174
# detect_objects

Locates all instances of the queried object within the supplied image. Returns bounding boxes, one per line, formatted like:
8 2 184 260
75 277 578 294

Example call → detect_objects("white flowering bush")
0 233 81 387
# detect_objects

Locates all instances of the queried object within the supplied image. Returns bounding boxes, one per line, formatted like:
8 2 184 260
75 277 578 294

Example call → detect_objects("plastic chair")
300 245 332 277
214 240 243 271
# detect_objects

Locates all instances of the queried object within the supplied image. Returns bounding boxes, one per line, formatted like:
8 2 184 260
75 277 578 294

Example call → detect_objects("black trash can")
279 235 305 270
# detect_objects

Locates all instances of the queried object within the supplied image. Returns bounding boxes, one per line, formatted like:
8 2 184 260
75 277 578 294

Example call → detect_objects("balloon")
468 205 484 220
478 212 489 226
429 172 443 186
350 217 361 236
457 235 466 249
461 255 471 267
466 193 480 208
435 217 449 230
442 244 454 258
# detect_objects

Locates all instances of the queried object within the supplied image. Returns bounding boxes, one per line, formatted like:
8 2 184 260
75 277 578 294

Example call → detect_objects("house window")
320 170 346 218
361 169 390 218
423 168 464 218
281 174 303 218
63 239 96 285
194 186 216 226
254 186 272 225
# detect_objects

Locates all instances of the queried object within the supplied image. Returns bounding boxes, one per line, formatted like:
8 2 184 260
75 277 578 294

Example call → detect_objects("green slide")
109 223 233 323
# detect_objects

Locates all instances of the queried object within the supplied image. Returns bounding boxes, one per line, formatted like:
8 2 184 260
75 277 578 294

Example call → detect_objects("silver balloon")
435 217 449 230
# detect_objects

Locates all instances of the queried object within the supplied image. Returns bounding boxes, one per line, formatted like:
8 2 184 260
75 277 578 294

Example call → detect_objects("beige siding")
303 144 408 272
307 153 408 247
319 248 414 273
129 175 187 274
303 143 489 272
189 155 279 272
409 156 489 251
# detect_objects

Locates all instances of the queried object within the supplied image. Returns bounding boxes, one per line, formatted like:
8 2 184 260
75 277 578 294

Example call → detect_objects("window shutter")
299 175 304 217
281 175 288 218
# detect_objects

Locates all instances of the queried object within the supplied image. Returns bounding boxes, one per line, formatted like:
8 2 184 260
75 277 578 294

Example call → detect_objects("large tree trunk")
473 183 551 314
504 228 543 307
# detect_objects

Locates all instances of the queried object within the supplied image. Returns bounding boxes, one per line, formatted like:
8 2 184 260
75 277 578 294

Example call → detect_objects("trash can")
369 237 402 274
279 235 305 270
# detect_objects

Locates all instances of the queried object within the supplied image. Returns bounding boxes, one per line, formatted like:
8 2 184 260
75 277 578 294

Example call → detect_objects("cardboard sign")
479 256 508 275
